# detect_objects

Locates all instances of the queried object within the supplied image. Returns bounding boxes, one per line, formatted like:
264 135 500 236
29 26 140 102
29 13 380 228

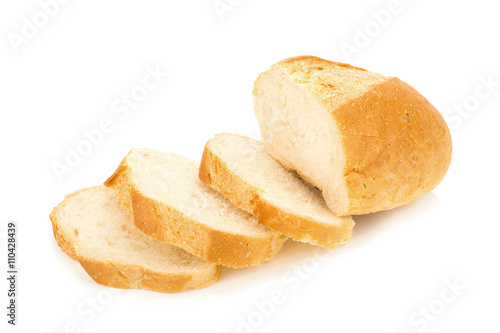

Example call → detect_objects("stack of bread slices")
50 56 452 293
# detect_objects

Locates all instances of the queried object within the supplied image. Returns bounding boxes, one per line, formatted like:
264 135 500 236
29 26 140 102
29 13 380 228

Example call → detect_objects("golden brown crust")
78 258 220 293
104 163 134 216
105 152 286 268
337 77 452 215
279 55 368 73
199 144 354 248
50 187 221 293
273 56 452 215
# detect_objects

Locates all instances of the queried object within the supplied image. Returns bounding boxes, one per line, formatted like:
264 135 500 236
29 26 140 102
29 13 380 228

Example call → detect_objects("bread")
49 186 220 293
199 133 355 248
104 148 287 268
253 56 453 216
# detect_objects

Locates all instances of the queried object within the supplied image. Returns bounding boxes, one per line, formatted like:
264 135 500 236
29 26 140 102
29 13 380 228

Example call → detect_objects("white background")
1 0 499 332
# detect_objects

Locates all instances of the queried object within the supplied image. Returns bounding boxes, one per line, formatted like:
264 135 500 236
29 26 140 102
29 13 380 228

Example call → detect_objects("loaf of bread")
50 186 220 293
199 133 354 248
104 148 287 268
50 55 452 294
253 56 452 216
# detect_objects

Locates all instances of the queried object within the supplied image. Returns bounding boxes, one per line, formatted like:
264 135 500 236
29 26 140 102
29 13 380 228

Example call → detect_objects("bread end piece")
254 56 452 216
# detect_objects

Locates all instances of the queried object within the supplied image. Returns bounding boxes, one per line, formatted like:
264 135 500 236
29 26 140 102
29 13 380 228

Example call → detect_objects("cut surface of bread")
253 56 453 216
199 133 354 248
104 149 286 268
50 186 220 293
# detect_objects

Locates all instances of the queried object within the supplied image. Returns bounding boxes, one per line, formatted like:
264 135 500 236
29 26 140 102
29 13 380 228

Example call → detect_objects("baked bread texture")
104 148 287 268
50 186 220 293
253 56 452 216
199 133 354 248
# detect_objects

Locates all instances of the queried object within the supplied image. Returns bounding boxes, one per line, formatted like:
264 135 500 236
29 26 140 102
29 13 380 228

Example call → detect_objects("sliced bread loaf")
253 56 452 216
50 186 220 293
104 149 287 268
199 133 354 248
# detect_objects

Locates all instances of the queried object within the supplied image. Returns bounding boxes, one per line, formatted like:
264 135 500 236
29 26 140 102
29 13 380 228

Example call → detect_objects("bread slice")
50 186 220 293
104 149 287 268
253 56 452 216
199 133 355 248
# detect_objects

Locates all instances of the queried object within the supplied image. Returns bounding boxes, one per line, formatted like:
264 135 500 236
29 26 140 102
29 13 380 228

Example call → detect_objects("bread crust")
50 187 221 293
260 56 452 215
199 142 354 248
336 77 452 215
104 153 287 268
